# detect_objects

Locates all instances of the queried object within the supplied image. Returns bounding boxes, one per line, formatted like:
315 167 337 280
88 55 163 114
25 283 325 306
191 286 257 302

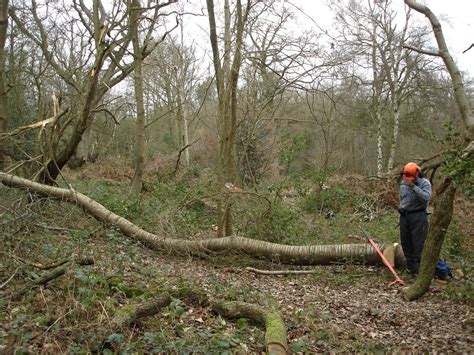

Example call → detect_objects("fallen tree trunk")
0 172 406 267
111 293 172 328
109 286 287 353
213 301 288 354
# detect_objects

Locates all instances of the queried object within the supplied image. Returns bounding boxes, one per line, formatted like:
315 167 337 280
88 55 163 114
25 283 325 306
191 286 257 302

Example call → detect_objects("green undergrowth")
1 169 472 352
70 177 216 239
0 191 267 352
63 172 469 258
67 171 401 247
63 171 474 305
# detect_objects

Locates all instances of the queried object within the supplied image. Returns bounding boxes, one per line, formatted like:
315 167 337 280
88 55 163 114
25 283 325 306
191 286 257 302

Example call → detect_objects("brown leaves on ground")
1 231 473 353
165 256 473 353
1 179 472 353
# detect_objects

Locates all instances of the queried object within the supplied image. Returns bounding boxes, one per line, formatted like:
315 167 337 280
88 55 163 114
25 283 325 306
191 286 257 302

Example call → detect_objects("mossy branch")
213 301 288 354
14 257 94 300
111 293 172 328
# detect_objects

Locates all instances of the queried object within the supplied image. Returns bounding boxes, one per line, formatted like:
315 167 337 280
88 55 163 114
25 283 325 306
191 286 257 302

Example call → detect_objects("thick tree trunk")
403 178 455 301
0 0 9 170
0 172 406 267
74 125 98 166
207 0 248 237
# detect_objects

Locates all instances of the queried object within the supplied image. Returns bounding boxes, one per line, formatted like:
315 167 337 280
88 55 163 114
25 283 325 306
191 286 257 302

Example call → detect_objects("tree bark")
402 178 455 301
213 301 288 354
0 172 406 267
111 293 172 328
386 100 400 173
130 0 147 196
404 0 474 135
0 0 9 170
207 0 249 236
376 110 384 177
403 0 473 300
371 19 385 178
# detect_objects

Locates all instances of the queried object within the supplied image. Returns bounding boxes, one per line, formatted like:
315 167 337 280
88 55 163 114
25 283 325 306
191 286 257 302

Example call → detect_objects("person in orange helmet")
398 162 432 275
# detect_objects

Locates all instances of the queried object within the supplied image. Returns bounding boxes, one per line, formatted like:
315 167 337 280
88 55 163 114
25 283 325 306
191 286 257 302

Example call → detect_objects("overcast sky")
299 0 473 75
181 0 473 76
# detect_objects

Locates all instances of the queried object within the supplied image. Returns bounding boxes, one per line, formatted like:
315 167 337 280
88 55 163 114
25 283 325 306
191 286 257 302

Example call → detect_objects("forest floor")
1 161 473 353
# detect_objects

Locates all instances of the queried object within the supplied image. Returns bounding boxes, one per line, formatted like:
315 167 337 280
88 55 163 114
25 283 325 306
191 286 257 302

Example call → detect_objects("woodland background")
0 0 473 353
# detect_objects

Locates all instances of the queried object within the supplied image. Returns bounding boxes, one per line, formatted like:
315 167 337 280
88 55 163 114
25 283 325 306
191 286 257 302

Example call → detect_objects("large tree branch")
404 0 474 132
213 301 288 354
403 44 440 57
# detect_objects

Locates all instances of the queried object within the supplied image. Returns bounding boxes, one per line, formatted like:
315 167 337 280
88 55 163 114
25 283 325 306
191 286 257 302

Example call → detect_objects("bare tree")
206 0 250 236
144 35 201 168
129 0 147 195
9 0 176 184
236 3 294 185
0 0 8 170
332 0 430 176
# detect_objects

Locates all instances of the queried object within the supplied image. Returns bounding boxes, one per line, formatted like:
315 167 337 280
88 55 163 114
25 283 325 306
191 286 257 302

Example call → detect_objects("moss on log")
213 301 288 354
111 293 172 328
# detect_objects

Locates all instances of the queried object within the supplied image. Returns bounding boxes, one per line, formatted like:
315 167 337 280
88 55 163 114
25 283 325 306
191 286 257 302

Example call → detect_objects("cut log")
0 172 406 267
111 293 172 328
213 301 288 354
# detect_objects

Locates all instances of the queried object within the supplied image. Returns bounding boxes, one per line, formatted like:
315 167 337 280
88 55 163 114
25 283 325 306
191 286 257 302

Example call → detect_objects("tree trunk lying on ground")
111 293 172 328
0 172 406 267
110 287 288 354
213 301 288 354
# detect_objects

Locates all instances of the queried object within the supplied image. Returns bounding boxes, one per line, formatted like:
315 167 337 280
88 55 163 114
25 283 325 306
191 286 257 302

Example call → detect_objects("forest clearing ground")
1 169 473 353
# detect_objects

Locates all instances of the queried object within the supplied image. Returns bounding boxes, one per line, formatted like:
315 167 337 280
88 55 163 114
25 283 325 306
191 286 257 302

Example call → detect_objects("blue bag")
434 260 452 280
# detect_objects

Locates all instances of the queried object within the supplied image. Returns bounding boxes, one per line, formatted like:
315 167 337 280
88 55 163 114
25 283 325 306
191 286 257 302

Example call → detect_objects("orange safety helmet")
402 162 421 180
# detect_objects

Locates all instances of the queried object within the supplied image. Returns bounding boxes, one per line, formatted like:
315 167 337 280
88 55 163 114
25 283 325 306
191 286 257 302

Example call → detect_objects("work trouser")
399 210 428 274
